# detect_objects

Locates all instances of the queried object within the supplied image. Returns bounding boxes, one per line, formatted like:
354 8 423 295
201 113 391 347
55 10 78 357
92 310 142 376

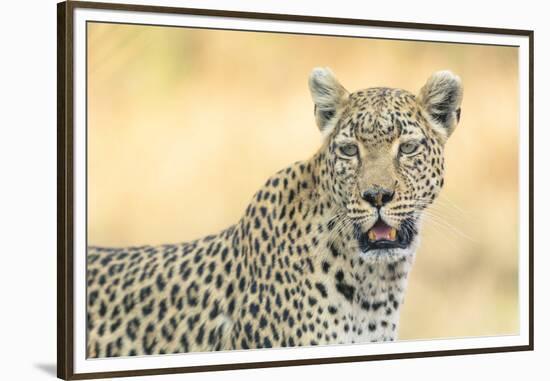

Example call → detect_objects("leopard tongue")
368 222 397 242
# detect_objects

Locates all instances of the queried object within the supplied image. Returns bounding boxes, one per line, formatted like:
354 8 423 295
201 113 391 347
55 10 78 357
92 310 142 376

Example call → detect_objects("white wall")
0 0 546 380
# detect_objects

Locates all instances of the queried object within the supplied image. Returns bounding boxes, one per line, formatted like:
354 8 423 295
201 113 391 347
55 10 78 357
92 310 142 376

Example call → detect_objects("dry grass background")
87 22 519 341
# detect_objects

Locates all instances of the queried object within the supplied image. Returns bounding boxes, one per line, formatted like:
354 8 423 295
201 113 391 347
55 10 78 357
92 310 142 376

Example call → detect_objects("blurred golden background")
87 22 518 340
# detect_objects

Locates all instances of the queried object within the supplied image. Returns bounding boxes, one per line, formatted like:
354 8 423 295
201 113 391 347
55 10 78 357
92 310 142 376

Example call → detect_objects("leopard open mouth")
356 217 416 252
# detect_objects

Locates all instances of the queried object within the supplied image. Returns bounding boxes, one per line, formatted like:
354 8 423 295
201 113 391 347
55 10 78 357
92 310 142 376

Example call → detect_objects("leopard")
86 68 463 357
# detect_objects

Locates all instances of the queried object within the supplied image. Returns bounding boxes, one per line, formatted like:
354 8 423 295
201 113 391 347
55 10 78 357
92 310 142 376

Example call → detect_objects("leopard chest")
233 237 413 348
301 259 410 345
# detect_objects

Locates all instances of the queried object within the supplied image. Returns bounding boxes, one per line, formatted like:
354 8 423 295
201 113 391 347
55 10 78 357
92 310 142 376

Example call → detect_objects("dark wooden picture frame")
57 1 534 379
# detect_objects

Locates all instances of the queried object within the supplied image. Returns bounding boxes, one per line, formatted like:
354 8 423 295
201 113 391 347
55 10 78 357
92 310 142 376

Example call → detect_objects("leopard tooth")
389 228 397 241
368 230 376 241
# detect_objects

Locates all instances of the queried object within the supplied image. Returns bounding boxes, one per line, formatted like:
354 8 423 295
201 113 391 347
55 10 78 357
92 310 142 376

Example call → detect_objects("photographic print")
57 1 533 379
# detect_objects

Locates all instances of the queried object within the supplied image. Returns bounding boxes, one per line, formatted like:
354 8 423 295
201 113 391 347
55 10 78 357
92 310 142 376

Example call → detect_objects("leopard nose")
361 187 395 208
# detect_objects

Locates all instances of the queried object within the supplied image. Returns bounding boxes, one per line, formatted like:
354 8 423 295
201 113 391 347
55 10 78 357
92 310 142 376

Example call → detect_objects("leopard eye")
339 144 358 157
321 110 335 120
399 141 420 155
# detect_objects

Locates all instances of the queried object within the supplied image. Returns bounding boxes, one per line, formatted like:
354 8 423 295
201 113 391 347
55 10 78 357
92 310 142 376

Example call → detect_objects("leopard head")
309 68 463 258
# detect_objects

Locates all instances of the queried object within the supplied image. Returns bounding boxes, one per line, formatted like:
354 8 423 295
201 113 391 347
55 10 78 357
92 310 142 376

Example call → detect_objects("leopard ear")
418 70 463 139
308 67 349 136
